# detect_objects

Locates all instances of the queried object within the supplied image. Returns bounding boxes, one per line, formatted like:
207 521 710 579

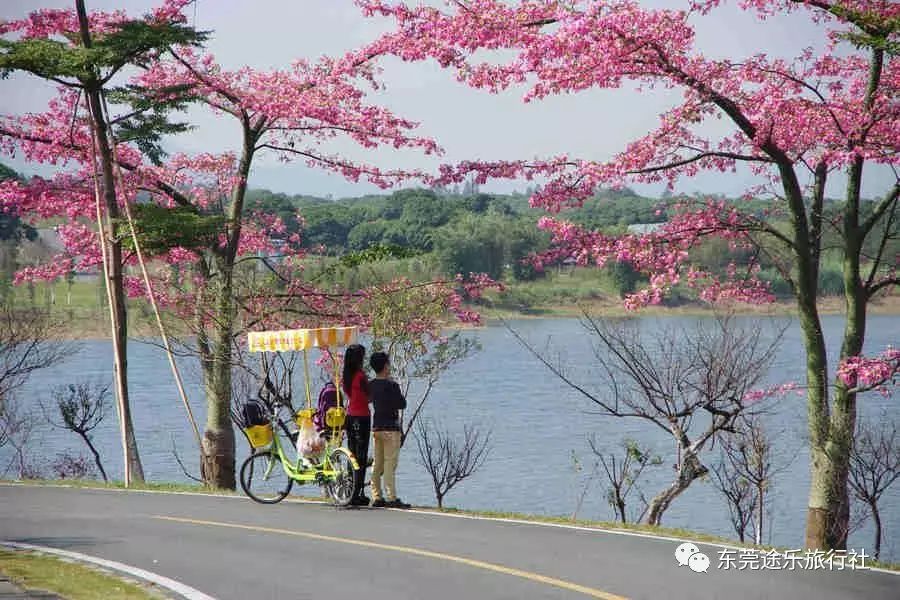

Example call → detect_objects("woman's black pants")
346 415 370 500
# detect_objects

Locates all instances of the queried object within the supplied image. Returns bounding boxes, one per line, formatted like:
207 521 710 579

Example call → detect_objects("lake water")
3 315 899 561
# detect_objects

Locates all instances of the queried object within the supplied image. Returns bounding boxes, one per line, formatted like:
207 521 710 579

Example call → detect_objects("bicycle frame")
262 413 358 484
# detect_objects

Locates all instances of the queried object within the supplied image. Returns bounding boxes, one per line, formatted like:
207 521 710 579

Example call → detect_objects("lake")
3 314 898 561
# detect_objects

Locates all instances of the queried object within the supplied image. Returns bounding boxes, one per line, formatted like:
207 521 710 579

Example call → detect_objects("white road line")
1 541 218 600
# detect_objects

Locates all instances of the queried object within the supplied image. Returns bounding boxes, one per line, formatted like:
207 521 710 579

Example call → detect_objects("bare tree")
415 419 492 508
711 416 789 543
507 312 784 526
711 458 756 543
0 306 71 409
50 453 95 479
849 415 900 561
589 437 661 524
41 382 110 482
0 395 39 479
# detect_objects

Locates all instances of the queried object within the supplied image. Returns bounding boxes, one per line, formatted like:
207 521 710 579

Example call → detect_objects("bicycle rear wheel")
240 451 293 504
324 447 357 507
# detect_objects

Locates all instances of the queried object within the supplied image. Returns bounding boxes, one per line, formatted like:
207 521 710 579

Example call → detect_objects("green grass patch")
2 478 237 495
0 549 161 600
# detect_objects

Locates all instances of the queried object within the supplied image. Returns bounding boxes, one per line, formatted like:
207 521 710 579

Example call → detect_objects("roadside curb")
0 541 218 600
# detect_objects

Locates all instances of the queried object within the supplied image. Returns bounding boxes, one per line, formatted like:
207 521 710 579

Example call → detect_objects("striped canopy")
247 326 358 352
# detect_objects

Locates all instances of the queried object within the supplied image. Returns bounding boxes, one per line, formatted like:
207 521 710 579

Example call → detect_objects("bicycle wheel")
325 447 357 507
240 451 293 504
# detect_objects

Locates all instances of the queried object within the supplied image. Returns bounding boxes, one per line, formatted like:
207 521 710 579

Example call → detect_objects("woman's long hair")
342 344 366 395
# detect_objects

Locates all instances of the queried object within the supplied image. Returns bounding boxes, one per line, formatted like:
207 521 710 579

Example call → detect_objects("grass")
3 478 237 495
0 549 162 600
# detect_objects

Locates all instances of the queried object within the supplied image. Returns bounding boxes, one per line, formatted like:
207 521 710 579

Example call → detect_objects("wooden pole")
87 95 131 487
99 95 203 453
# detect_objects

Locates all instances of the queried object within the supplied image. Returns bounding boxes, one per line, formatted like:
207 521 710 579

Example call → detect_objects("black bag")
242 401 268 427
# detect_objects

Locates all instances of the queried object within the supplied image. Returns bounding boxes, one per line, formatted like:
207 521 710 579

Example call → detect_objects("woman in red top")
342 344 370 506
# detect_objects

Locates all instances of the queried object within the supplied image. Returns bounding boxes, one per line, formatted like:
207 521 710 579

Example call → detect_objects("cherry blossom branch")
628 150 774 175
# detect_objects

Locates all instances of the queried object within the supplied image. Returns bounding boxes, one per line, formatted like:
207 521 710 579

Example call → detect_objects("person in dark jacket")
368 351 410 509
343 343 370 506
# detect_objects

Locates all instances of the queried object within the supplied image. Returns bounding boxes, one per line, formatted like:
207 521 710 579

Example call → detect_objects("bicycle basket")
294 408 315 427
244 424 273 448
325 406 346 428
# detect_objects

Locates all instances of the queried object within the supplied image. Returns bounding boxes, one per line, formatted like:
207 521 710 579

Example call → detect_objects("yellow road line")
152 515 629 600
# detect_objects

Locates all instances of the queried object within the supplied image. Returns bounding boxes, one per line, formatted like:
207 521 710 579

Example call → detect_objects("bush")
818 267 844 296
51 453 95 479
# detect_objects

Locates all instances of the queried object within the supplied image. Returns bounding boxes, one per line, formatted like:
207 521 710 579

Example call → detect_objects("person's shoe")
357 494 370 505
371 498 387 508
386 498 411 509
349 496 368 506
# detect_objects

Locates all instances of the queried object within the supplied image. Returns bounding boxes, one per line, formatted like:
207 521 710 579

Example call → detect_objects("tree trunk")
201 259 236 489
809 45 882 552
871 501 882 561
81 432 108 482
198 120 257 490
645 449 707 526
75 0 143 484
755 485 764 545
616 496 627 524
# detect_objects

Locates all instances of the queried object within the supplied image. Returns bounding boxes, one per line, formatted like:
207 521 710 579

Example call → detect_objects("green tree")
433 214 506 279
347 220 390 251
0 5 205 484
0 164 37 303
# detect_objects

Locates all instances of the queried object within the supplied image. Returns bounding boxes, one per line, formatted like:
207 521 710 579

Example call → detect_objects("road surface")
0 484 896 600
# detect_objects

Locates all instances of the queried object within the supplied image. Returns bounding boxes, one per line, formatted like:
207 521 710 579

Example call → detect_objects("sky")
1 0 895 200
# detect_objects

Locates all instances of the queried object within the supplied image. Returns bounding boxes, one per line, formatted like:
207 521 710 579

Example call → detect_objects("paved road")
0 485 896 600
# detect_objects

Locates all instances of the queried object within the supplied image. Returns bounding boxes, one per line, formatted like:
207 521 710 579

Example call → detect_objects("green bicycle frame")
264 417 359 484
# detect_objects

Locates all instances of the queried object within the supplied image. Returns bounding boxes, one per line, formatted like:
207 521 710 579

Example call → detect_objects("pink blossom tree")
1 1 488 489
0 0 207 483
362 0 898 550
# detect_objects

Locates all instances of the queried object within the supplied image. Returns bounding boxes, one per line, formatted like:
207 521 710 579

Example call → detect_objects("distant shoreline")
480 294 900 322
50 295 900 340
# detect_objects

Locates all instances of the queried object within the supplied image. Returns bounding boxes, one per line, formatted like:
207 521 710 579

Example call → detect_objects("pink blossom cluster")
532 200 774 309
837 347 900 392
0 1 486 344
742 381 802 404
358 0 898 309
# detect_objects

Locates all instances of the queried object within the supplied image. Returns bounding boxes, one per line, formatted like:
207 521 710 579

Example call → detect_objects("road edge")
0 541 218 600
3 481 898 577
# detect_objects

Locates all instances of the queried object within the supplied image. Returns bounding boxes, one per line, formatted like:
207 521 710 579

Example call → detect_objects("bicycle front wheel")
240 451 293 504
325 447 357 507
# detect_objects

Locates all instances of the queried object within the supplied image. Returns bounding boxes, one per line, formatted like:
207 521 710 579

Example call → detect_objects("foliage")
362 0 900 550
117 204 225 254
